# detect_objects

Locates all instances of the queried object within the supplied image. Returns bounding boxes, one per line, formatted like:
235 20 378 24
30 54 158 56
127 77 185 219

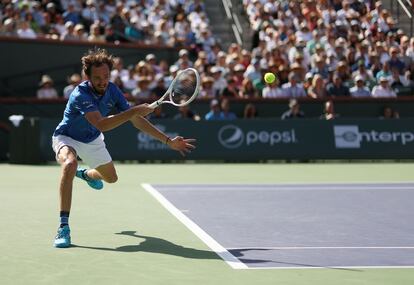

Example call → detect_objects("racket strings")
171 71 197 104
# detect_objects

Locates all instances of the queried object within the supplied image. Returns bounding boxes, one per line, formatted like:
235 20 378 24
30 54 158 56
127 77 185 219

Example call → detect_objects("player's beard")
92 82 108 95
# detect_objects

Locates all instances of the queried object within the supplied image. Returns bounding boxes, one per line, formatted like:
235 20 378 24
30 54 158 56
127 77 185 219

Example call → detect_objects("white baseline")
141 183 247 269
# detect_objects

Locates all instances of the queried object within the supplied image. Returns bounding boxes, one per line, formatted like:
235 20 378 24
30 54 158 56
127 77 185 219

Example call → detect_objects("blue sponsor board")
13 118 414 163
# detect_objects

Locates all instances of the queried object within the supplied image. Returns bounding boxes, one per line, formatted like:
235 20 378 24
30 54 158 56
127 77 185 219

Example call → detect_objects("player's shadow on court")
230 248 362 271
73 231 220 260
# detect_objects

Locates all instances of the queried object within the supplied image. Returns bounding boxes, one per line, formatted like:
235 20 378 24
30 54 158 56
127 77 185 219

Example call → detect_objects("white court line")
153 184 414 191
227 246 414 250
247 266 414 270
141 183 247 270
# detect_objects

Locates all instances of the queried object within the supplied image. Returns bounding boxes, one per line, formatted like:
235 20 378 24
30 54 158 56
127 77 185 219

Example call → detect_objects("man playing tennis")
52 49 195 248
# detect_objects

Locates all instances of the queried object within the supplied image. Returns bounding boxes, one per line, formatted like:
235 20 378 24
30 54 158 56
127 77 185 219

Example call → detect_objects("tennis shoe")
75 168 103 190
54 225 71 248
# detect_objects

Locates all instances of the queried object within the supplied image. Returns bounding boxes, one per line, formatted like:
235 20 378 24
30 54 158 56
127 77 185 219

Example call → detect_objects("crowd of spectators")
1 0 411 120
0 0 214 50
242 0 414 98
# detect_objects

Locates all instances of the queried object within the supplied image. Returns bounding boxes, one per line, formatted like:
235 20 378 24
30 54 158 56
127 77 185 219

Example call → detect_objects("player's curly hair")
81 48 114 77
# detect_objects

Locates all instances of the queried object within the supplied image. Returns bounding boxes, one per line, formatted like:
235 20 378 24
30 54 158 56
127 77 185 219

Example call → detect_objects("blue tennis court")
143 183 414 269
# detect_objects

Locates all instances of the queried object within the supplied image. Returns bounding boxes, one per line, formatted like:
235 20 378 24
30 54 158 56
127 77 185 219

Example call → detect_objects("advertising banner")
28 118 414 163
103 119 414 160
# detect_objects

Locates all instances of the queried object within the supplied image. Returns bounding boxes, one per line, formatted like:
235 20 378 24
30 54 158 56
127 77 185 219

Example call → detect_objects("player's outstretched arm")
85 104 154 132
130 116 196 156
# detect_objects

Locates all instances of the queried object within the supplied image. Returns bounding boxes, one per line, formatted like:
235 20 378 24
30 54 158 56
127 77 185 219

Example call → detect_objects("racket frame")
148 68 200 108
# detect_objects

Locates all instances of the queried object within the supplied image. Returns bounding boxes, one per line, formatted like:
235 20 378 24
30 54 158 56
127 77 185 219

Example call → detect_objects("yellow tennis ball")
264 72 276 83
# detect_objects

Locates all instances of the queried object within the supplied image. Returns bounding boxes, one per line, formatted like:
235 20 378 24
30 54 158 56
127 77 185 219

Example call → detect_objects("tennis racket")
148 68 201 109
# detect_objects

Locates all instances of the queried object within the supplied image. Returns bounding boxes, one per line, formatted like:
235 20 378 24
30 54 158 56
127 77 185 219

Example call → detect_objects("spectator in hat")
233 63 246 88
1 18 17 37
74 24 87 41
213 50 227 71
289 61 306 83
131 76 152 99
175 49 193 68
37 75 58 99
61 21 77 41
87 23 105 43
210 66 227 97
145 53 161 74
204 99 222 120
335 60 351 83
200 76 215 98
63 73 82 99
372 76 397 97
326 73 350 97
303 72 314 92
350 75 372 97
387 47 406 75
165 65 179 87
310 55 329 80
281 72 307 98
281 99 305 120
352 61 376 89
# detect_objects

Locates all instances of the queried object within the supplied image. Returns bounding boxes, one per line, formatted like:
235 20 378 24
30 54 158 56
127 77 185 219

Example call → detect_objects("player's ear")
82 70 89 80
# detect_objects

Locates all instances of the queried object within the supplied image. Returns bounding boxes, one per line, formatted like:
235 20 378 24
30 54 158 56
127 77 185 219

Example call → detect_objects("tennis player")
52 49 195 248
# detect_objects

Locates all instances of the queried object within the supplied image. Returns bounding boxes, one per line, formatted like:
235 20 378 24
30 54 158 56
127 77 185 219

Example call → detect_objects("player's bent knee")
62 159 78 176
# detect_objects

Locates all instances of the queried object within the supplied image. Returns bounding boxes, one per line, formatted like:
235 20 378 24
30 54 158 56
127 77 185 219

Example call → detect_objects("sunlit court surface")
1 163 414 285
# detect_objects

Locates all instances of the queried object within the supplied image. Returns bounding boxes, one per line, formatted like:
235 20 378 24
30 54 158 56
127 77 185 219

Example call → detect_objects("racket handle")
148 101 160 109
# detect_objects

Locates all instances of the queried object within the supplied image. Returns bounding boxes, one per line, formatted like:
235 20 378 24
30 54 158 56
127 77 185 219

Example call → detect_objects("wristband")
165 137 171 145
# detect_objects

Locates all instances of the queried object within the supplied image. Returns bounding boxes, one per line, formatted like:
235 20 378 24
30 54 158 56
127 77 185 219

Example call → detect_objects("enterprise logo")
334 125 361 148
333 125 414 149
